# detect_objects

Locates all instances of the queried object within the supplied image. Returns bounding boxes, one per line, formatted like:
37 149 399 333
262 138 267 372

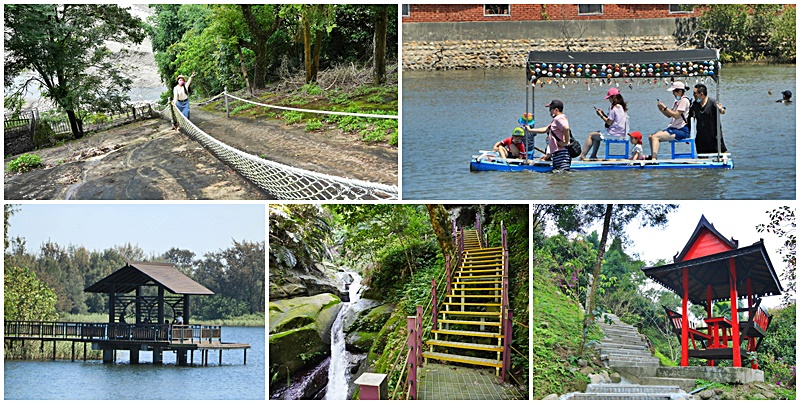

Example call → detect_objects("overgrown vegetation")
6 153 43 173
694 5 796 63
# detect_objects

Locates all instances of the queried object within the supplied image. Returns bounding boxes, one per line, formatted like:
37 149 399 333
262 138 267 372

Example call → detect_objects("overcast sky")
6 204 265 258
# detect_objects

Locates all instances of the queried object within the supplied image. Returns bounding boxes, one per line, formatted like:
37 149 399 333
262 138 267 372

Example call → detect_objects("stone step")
566 393 678 400
600 327 641 335
598 341 649 351
599 347 653 357
586 384 682 394
608 359 661 367
638 377 697 393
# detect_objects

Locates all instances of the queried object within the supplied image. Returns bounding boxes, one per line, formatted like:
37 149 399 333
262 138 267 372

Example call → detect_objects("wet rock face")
268 293 342 389
344 303 396 353
270 356 330 400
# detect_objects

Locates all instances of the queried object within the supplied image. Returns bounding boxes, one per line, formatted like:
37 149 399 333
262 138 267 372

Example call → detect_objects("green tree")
281 5 336 83
371 5 391 85
4 266 58 321
757 206 795 304
696 5 789 62
5 5 146 138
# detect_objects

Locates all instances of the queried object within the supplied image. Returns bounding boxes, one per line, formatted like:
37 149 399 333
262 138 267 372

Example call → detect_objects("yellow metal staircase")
422 229 507 373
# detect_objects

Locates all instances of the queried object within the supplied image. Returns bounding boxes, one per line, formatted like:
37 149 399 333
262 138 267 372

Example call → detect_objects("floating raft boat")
470 151 733 172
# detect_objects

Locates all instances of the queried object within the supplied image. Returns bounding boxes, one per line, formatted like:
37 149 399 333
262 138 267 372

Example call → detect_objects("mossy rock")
269 293 343 387
269 324 327 387
269 293 341 338
346 331 379 353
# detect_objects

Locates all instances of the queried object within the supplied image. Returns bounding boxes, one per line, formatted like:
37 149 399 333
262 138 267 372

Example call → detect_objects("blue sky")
6 204 265 257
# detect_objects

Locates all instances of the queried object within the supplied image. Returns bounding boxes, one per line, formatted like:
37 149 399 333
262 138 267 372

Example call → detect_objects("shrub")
301 83 322 96
305 119 323 132
6 153 43 173
283 110 304 125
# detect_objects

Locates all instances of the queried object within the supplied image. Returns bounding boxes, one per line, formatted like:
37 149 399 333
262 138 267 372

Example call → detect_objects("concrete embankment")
403 18 697 70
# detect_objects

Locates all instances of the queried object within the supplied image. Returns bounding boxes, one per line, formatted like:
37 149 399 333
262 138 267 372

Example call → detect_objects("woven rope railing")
157 104 398 200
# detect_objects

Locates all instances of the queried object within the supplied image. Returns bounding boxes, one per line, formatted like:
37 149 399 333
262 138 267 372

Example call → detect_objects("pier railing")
4 321 222 344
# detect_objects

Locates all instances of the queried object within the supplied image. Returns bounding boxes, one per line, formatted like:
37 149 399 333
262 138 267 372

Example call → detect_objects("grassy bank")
203 66 398 146
5 340 102 361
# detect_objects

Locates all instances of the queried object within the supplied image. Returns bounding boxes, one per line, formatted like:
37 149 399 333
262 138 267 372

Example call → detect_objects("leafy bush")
231 103 257 115
283 110 304 125
301 83 322 96
305 119 323 132
32 121 56 148
6 153 43 173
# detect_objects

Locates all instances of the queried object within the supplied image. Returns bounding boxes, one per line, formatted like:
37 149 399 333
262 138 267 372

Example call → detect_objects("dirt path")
189 105 398 186
4 119 269 200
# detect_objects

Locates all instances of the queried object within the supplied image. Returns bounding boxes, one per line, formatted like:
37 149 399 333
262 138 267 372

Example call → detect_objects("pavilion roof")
673 215 738 262
642 241 782 305
84 262 214 295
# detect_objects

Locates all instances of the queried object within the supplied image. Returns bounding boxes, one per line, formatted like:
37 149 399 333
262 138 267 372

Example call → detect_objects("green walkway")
417 363 525 400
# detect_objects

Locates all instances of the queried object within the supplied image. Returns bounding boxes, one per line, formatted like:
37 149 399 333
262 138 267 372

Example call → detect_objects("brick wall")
403 4 698 23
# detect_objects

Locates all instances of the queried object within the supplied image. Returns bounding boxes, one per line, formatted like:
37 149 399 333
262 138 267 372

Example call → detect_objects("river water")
325 272 363 400
4 326 265 400
402 64 796 200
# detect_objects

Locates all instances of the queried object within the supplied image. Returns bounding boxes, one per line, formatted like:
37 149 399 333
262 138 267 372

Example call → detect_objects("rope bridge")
157 102 398 200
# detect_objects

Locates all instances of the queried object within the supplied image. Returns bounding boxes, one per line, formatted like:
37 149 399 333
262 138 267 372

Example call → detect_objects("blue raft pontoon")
470 49 733 172
470 151 733 172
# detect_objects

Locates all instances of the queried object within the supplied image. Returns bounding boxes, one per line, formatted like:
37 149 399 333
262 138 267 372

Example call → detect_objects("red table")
704 317 733 349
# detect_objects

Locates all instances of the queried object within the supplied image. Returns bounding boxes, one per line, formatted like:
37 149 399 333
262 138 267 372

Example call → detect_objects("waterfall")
324 271 362 400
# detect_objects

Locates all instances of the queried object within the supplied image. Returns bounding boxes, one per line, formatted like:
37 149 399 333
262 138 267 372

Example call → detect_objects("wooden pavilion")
642 216 782 368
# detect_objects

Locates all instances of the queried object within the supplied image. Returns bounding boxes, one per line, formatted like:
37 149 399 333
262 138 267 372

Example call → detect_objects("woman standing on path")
172 72 195 130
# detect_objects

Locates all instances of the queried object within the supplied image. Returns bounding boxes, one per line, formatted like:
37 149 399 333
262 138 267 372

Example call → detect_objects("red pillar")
706 284 714 367
746 278 757 369
681 267 689 367
728 258 741 367
431 279 438 331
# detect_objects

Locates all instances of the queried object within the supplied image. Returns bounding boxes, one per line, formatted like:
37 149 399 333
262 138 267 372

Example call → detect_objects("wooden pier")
4 321 250 365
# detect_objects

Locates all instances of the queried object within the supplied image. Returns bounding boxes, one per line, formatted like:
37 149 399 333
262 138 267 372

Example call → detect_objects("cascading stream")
324 271 362 400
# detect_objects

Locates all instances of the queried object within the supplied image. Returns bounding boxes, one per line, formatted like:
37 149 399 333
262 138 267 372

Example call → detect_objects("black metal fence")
4 320 222 344
3 104 157 156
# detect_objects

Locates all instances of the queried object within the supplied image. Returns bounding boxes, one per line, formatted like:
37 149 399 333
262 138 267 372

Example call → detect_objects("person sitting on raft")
628 131 648 160
492 127 527 159
649 81 691 160
579 87 628 160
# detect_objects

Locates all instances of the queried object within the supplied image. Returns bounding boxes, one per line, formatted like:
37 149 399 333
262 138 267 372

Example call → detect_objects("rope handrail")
156 104 398 200
225 93 398 120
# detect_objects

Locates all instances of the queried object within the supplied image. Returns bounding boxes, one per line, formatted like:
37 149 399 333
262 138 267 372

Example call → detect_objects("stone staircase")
576 313 696 398
422 229 506 373
597 313 660 368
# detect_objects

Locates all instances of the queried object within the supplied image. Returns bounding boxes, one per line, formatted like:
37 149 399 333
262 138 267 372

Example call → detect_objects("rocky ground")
3 117 268 200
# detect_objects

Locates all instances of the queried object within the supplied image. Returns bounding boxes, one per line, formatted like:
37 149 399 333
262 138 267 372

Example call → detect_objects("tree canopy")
4 5 146 138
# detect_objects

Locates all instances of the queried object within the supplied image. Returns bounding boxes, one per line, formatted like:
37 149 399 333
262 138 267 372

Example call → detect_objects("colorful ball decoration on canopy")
529 60 717 80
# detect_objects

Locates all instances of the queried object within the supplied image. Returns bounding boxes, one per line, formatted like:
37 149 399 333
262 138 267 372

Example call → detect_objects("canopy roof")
85 262 214 295
642 241 782 305
526 49 719 65
674 215 738 262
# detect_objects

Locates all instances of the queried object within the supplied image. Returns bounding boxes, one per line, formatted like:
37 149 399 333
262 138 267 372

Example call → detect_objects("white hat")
667 81 686 92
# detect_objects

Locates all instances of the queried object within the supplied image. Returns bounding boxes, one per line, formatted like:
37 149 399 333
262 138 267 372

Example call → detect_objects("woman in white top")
172 73 195 129
579 87 628 160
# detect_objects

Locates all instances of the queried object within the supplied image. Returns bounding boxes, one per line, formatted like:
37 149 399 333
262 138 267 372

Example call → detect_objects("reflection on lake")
402 65 796 200
4 326 264 400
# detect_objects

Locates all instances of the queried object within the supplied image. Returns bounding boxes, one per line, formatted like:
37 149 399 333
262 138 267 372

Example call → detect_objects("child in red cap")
628 131 648 160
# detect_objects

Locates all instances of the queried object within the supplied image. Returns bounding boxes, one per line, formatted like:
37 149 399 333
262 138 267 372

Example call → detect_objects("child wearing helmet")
493 127 526 159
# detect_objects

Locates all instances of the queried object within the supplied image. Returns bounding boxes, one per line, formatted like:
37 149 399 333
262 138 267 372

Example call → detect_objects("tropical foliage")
695 5 796 62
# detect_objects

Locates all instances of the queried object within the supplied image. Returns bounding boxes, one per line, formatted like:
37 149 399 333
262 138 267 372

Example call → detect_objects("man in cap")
650 81 691 159
493 127 527 159
172 72 196 130
525 100 572 171
777 90 792 104
690 83 727 154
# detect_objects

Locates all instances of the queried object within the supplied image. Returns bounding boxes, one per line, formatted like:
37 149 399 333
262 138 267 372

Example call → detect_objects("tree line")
4 4 397 139
4 207 265 321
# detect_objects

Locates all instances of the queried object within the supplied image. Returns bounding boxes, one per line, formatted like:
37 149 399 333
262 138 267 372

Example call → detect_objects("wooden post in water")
83 342 87 361
243 348 247 365
52 340 56 361
72 341 76 362
219 350 222 365
130 349 139 364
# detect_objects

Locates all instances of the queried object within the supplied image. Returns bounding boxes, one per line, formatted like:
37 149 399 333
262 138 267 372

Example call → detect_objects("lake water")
4 326 264 400
402 65 796 199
